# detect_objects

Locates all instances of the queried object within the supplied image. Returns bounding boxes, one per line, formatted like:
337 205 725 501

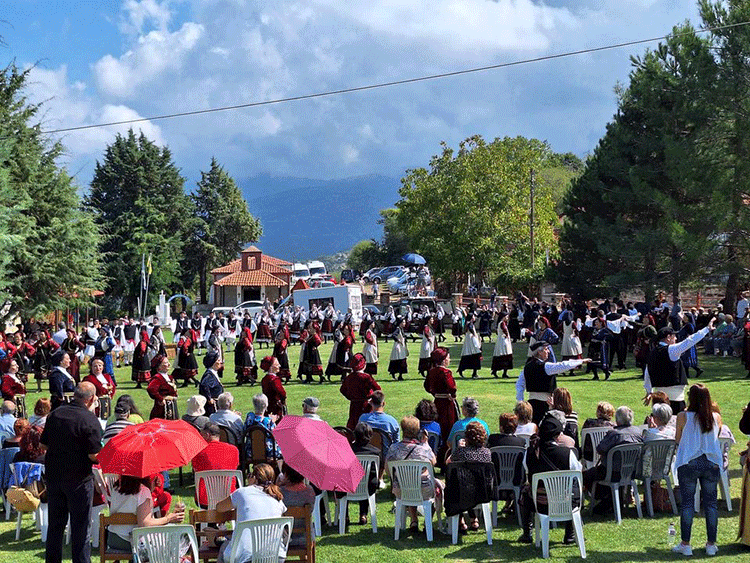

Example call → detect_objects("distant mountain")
240 174 401 261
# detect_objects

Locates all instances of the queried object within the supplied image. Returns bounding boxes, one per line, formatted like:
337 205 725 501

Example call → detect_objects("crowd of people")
3 288 750 562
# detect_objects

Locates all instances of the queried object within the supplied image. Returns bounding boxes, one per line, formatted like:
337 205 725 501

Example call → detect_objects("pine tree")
87 130 191 315
185 157 262 303
0 63 102 321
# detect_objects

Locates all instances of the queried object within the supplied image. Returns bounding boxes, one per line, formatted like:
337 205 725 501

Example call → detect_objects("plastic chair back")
638 439 676 480
131 524 199 563
515 434 532 449
228 517 293 563
389 460 433 504
581 426 611 468
195 470 243 510
603 443 642 485
490 446 525 488
348 455 379 501
532 470 582 519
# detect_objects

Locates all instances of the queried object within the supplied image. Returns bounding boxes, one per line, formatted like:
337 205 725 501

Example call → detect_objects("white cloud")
342 144 360 164
94 21 204 98
121 0 174 34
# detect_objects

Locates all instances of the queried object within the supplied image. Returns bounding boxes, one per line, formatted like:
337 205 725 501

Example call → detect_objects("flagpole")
139 253 146 319
144 254 153 320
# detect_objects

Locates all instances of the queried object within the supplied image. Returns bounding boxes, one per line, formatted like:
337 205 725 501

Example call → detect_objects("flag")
140 254 146 292
147 254 152 276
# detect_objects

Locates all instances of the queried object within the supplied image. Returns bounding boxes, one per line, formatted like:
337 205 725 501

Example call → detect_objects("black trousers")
46 478 94 563
670 400 686 415
529 399 550 426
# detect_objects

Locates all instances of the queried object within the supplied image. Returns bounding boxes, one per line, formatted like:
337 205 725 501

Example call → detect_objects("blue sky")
2 0 701 188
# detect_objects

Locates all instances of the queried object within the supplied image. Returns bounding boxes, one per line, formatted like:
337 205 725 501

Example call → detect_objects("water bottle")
667 522 677 547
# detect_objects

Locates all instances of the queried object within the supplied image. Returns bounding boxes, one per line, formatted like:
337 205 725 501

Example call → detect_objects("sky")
2 0 702 188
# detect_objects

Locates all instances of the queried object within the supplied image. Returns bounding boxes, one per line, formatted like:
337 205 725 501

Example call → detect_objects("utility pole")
530 168 535 268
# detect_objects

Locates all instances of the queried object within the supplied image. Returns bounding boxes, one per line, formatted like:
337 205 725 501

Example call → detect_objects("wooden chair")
190 508 236 563
284 504 316 563
218 425 242 448
99 512 137 563
243 425 280 476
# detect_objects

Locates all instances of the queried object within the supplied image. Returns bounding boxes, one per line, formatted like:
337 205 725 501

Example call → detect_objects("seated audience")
182 395 210 432
278 462 315 546
192 422 241 508
301 396 323 421
13 425 45 464
216 463 286 563
644 403 676 441
3 418 29 448
386 416 443 533
107 475 185 551
244 393 282 460
514 401 537 436
553 388 579 449
28 398 51 428
582 401 615 430
449 421 491 532
209 392 244 438
358 391 400 450
488 413 527 448
415 399 442 447
103 401 135 444
447 397 490 447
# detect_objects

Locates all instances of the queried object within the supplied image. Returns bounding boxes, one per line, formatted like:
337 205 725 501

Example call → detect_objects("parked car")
372 266 405 284
309 278 336 288
362 304 382 317
387 270 410 292
236 300 265 317
362 267 383 283
340 269 361 283
211 306 235 317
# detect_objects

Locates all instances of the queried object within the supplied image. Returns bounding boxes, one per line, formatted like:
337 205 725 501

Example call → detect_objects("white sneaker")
672 543 693 556
705 544 718 556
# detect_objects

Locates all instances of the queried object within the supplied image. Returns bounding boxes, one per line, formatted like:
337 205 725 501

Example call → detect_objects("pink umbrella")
272 415 365 493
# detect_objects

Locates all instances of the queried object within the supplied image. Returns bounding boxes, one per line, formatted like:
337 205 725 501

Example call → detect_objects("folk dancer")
235 327 258 385
298 321 324 384
272 325 292 383
516 341 590 424
199 350 224 416
435 304 447 342
256 309 274 348
33 330 60 392
643 318 715 415
424 347 459 453
526 316 559 362
363 321 379 375
83 357 116 418
457 314 482 379
191 312 205 356
388 317 409 381
451 307 464 342
131 327 152 388
335 322 355 381
340 353 381 430
418 316 436 378
2 358 26 406
176 327 200 387
491 312 514 378
321 303 336 343
147 354 178 420
122 319 137 366
49 351 76 409
260 356 287 419
560 309 583 375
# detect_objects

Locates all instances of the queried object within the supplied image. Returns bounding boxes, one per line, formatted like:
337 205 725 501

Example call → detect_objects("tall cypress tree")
185 157 262 303
0 63 102 321
87 130 191 315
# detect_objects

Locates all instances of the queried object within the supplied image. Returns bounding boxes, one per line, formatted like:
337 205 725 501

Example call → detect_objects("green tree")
87 130 190 315
556 25 717 302
377 208 411 265
185 157 262 303
397 135 559 292
0 64 102 320
347 239 382 272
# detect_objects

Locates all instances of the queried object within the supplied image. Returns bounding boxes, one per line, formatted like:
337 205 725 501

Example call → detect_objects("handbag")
6 486 40 512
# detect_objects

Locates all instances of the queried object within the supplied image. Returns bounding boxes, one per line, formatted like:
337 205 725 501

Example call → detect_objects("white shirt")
675 412 722 470
738 298 749 320
643 326 710 400
51 329 67 345
109 484 151 542
515 359 586 401
230 486 287 562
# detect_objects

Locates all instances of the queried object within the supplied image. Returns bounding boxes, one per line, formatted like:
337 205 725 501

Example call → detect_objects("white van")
307 260 327 277
292 263 311 282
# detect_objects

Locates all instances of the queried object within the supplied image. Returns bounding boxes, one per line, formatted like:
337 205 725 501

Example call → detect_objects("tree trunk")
199 268 208 304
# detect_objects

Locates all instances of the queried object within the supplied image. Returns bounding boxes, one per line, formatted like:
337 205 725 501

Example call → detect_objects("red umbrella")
98 419 207 477
273 415 365 493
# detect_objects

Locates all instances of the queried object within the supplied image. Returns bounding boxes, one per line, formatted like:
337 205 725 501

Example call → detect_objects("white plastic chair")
448 431 466 452
195 470 243 510
580 427 611 470
636 439 678 517
389 460 442 542
311 488 330 538
131 524 199 563
694 436 734 512
8 463 50 541
515 433 532 449
335 455 379 534
532 470 586 559
227 517 293 563
489 446 525 527
588 442 643 524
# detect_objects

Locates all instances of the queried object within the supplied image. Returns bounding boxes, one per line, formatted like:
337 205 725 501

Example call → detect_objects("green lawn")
2 335 750 562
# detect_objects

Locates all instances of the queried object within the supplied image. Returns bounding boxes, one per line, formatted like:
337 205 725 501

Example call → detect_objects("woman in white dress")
458 314 482 379
560 308 583 375
388 318 409 381
491 312 513 378
418 316 436 377
363 321 379 375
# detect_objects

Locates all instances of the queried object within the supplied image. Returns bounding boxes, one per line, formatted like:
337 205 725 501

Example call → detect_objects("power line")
39 19 750 136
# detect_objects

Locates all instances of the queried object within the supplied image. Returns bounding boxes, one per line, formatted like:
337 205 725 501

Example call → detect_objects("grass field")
2 334 750 562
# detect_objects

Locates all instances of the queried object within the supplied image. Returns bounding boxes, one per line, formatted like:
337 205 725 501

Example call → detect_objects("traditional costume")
273 327 291 383
235 327 258 385
458 316 482 378
131 328 152 385
340 353 381 430
260 357 287 419
418 320 436 377
388 321 408 380
424 348 459 443
299 323 324 384
363 324 379 375
199 351 224 416
491 315 514 378
147 355 178 420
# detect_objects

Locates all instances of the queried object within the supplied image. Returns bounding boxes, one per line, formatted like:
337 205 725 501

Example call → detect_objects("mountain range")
239 173 401 261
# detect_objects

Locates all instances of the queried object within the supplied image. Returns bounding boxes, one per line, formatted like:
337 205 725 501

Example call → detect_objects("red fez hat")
349 353 366 372
430 347 448 364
